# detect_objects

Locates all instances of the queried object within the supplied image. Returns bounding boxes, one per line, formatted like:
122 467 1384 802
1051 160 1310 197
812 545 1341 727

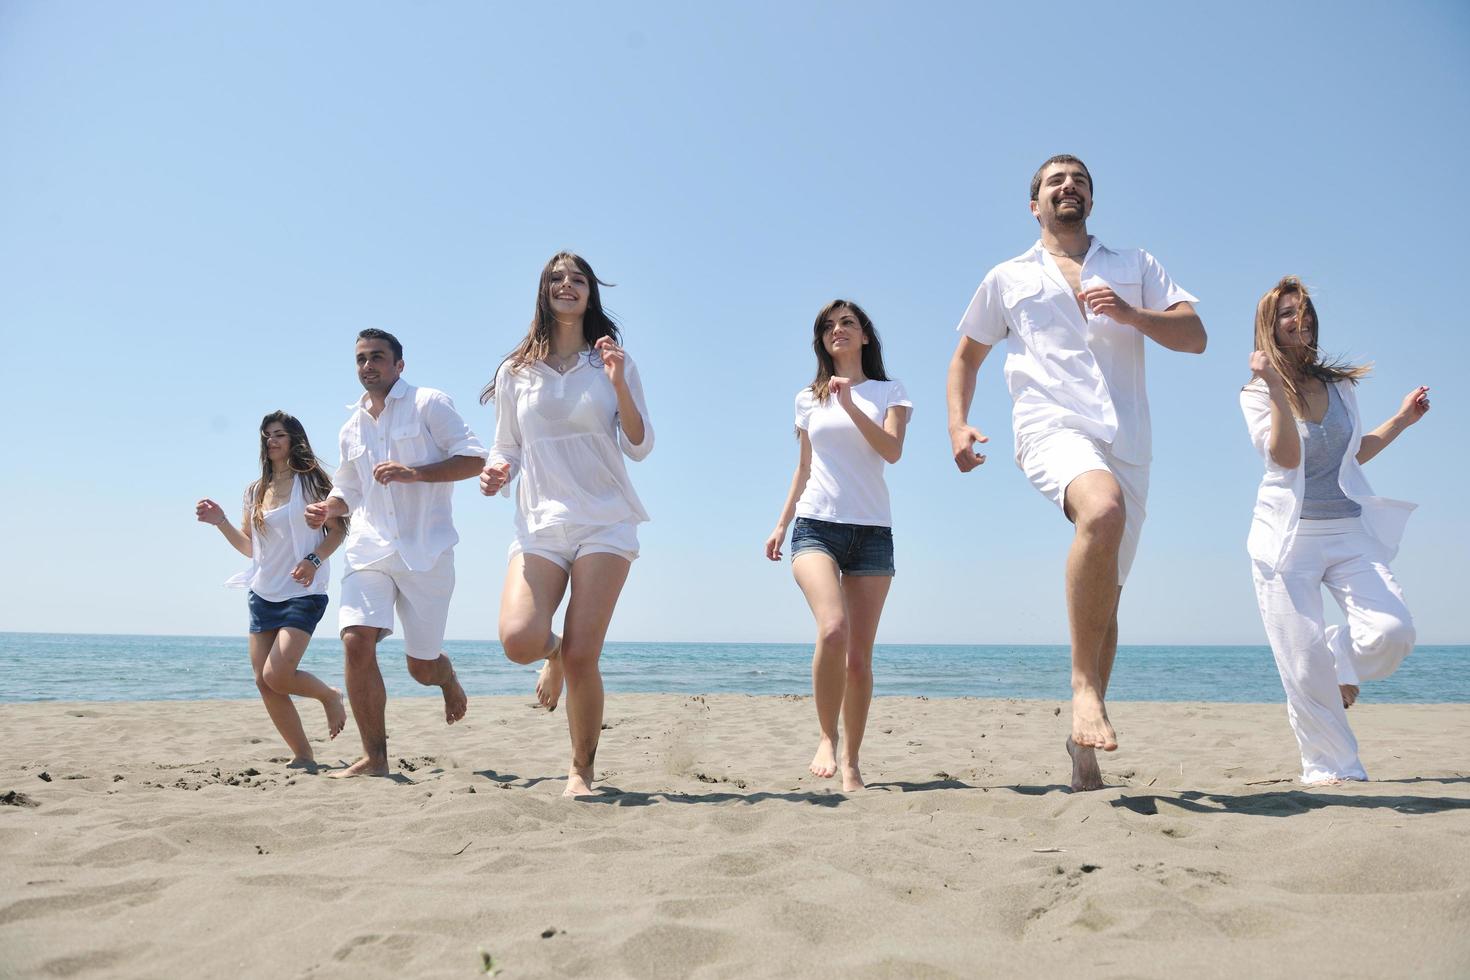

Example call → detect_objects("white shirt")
328 379 488 572
795 379 911 528
956 238 1198 465
486 353 653 531
1241 378 1414 572
226 475 329 601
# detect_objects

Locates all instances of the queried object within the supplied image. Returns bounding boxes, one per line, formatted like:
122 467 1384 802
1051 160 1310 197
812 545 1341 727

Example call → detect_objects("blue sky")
3 2 1466 645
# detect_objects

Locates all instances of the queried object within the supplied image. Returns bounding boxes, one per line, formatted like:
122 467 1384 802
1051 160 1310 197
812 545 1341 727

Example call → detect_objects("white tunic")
956 238 1197 465
486 353 653 531
794 380 911 528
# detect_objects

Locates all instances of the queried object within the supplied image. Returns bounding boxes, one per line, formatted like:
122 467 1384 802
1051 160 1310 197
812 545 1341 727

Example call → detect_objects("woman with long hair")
479 252 653 798
196 411 349 767
1242 276 1429 784
765 300 911 792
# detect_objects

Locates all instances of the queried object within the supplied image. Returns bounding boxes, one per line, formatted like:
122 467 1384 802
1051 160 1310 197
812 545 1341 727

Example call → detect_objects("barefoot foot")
564 766 594 797
1071 690 1117 751
1340 684 1359 709
443 671 467 725
536 640 565 711
809 737 838 779
1066 737 1105 792
840 759 865 793
325 688 348 739
286 756 317 770
329 757 389 778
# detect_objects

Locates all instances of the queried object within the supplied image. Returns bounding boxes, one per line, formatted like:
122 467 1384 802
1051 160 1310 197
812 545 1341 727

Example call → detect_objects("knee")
845 651 872 683
253 669 273 696
561 646 600 683
1076 497 1126 542
342 628 378 664
498 620 546 664
260 658 292 694
817 618 849 651
1371 616 1416 660
405 656 440 685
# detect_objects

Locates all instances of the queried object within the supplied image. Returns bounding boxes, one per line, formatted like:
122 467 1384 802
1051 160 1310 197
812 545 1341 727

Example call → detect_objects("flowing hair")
480 251 621 404
809 299 890 402
248 411 337 532
1252 276 1369 415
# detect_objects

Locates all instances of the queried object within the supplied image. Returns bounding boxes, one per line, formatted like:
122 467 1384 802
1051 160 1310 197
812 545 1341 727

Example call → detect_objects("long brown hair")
809 299 890 402
249 411 336 532
480 251 622 403
1252 276 1369 415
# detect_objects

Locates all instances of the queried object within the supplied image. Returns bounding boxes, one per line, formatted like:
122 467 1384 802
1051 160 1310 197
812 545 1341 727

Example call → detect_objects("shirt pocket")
390 424 430 465
1003 275 1081 361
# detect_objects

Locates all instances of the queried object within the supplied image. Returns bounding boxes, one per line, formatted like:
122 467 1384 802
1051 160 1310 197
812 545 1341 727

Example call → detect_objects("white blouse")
1240 378 1414 573
226 475 329 601
487 352 653 531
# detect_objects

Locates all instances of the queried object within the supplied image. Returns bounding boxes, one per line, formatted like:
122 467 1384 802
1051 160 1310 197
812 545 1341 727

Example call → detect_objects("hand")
373 461 419 485
480 462 511 496
1398 385 1431 426
1079 286 1137 326
304 498 342 529
829 376 854 411
595 336 626 388
1249 350 1283 388
195 498 227 526
290 559 317 588
764 526 786 561
950 424 989 472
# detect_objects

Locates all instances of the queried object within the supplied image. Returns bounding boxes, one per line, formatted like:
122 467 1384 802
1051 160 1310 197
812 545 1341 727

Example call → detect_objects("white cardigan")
1240 378 1414 574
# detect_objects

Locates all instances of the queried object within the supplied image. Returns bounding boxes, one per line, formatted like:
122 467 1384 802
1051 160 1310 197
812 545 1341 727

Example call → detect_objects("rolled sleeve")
956 272 1008 346
486 362 523 497
1140 251 1199 311
1240 383 1277 464
329 429 364 510
617 355 654 461
424 391 488 462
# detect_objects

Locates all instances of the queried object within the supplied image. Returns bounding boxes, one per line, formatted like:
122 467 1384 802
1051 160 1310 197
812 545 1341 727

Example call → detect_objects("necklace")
1044 245 1089 260
545 347 587 374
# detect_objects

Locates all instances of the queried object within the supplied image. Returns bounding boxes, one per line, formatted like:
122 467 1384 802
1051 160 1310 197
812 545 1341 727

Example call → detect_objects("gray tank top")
1300 384 1362 520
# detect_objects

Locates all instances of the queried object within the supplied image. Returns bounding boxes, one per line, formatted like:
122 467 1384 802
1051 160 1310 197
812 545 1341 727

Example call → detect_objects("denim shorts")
790 517 895 576
248 592 329 635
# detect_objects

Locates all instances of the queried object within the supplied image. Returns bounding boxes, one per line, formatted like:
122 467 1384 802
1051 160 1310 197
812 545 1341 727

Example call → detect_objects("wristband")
304 553 322 568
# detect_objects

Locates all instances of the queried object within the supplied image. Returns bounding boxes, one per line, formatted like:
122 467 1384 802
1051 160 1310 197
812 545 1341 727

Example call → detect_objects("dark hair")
357 328 403 362
249 411 338 532
1030 154 1093 201
809 299 889 402
480 251 621 403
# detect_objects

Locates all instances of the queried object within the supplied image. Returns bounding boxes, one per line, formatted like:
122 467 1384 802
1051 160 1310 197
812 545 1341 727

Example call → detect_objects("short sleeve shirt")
956 238 1197 465
794 379 912 527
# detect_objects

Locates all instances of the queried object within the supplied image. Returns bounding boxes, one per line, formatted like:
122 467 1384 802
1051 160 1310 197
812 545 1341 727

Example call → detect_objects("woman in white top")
1242 276 1429 784
480 252 653 798
766 300 911 792
196 411 348 767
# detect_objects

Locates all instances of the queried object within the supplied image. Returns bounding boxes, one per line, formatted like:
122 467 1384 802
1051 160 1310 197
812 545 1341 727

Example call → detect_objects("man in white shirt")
946 155 1206 791
306 329 488 778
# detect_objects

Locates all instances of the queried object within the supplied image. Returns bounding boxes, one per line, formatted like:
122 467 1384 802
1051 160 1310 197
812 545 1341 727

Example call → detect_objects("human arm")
482 361 523 497
830 379 909 464
196 497 253 557
1357 386 1430 465
765 431 814 561
946 336 993 472
598 339 653 459
290 515 345 587
1243 353 1301 469
374 390 490 484
373 455 485 484
1081 292 1207 354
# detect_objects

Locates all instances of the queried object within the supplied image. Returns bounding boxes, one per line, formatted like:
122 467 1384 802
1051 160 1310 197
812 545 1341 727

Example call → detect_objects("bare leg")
260 627 347 739
838 575 892 792
792 553 847 780
335 626 389 777
1062 471 1125 753
406 653 467 724
560 553 630 796
498 553 570 709
249 631 313 764
1066 588 1121 791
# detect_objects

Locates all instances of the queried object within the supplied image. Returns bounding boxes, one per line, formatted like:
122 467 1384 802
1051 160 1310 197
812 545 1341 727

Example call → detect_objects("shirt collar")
1029 235 1110 263
347 377 409 410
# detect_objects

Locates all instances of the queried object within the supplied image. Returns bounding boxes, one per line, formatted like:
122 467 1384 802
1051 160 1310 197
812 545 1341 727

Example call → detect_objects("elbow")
1270 448 1300 470
882 448 903 465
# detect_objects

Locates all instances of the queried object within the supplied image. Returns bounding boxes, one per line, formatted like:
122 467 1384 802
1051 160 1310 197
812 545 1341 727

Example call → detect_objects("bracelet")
304 553 322 568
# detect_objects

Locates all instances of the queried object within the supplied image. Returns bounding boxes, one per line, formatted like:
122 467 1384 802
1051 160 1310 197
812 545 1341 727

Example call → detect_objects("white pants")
1251 518 1415 783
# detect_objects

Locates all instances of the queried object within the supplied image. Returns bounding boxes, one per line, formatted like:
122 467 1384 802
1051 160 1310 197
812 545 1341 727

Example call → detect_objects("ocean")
2 633 1468 704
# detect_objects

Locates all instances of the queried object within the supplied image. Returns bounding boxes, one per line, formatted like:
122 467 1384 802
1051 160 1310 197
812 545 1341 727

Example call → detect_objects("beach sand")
2 694 1467 978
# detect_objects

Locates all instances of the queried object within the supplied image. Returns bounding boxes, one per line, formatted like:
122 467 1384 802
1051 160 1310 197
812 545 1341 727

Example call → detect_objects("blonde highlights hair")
249 411 336 532
1252 276 1369 415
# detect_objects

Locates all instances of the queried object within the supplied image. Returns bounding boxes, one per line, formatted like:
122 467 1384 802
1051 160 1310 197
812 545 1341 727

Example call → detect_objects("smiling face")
1030 161 1093 229
1273 292 1315 349
546 259 590 322
262 422 292 466
355 337 403 395
821 305 869 359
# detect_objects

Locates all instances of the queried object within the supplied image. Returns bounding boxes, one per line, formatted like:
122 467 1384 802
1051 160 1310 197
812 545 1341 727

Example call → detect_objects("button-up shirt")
329 379 488 571
956 238 1197 465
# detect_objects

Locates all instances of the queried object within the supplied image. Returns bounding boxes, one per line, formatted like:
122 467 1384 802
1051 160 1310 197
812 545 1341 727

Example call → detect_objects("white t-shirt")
230 476 329 602
956 238 1197 465
794 379 911 528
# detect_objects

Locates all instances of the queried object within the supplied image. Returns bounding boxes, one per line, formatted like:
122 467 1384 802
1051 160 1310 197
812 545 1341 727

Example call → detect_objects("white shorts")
338 549 455 661
508 520 639 572
1018 428 1150 584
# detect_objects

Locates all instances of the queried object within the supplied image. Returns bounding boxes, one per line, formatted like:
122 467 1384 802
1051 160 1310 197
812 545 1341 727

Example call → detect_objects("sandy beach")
2 694 1467 978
